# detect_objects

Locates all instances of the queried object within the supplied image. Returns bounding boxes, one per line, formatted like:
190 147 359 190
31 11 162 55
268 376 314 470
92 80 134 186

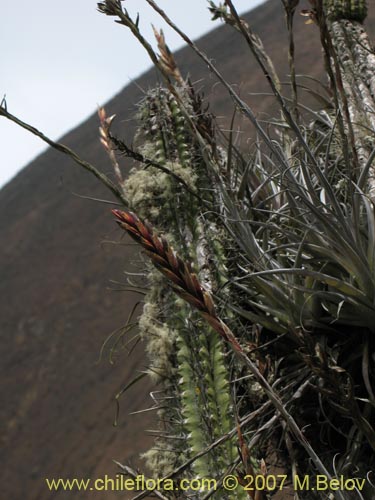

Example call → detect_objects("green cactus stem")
324 0 367 22
125 84 247 497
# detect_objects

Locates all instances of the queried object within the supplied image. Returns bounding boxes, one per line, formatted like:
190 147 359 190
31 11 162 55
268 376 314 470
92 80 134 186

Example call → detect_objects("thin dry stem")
0 105 128 206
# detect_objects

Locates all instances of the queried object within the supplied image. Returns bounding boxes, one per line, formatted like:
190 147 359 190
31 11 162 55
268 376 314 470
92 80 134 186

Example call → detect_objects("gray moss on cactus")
138 273 177 383
125 158 197 223
324 0 367 22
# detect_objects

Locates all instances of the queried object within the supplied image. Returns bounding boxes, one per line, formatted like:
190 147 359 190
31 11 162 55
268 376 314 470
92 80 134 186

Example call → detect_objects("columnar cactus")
324 0 368 22
125 85 246 496
320 0 375 197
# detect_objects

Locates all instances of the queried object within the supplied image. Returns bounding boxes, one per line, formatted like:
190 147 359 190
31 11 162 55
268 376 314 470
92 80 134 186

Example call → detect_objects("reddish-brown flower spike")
112 208 231 342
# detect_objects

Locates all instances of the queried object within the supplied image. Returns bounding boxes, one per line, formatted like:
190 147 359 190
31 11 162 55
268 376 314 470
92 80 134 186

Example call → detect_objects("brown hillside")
1 1 374 498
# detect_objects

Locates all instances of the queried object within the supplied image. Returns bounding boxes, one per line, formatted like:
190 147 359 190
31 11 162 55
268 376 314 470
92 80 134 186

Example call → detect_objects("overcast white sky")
1 0 265 188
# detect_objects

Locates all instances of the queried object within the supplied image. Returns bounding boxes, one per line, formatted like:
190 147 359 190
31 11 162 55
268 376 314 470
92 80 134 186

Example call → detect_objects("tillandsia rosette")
123 84 248 497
